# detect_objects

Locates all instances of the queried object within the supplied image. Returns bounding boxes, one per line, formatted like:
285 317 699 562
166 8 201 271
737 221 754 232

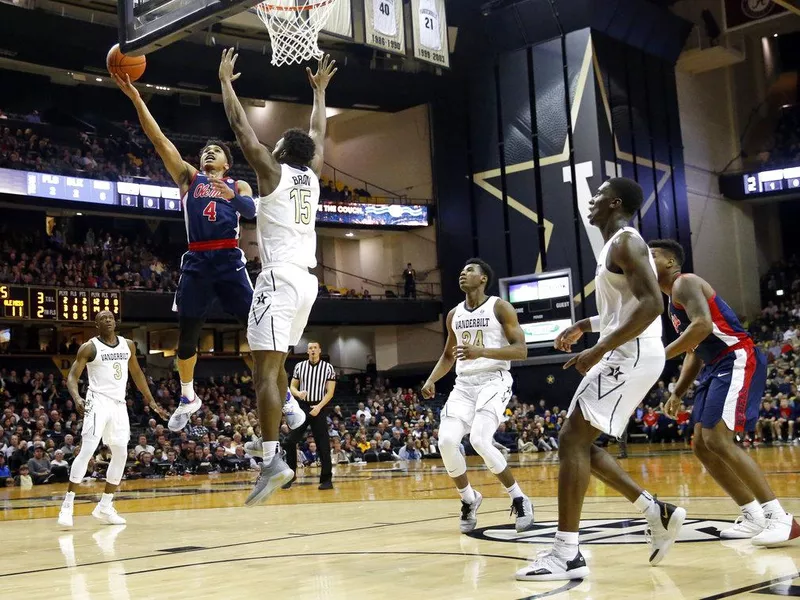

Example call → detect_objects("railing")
319 264 442 299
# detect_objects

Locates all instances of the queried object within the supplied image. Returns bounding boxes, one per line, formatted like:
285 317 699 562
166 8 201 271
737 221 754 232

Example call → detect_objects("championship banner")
320 0 353 39
411 0 449 68
364 0 406 56
723 0 788 31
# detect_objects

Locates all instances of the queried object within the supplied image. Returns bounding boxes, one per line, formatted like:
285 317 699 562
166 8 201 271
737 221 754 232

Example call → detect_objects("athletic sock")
553 530 580 560
180 381 196 402
762 499 785 518
634 490 656 513
505 482 524 500
458 484 477 504
63 490 75 506
740 500 764 521
99 493 113 507
262 441 280 465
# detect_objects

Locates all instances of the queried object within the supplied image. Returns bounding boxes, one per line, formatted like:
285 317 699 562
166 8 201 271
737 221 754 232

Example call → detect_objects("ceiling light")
774 33 778 38
345 232 354 237
95 77 102 82
76 212 82 216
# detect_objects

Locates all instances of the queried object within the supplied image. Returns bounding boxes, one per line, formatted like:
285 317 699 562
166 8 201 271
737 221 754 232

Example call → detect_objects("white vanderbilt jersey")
419 0 442 50
373 0 397 36
452 296 510 376
256 164 320 270
595 227 662 341
87 336 130 402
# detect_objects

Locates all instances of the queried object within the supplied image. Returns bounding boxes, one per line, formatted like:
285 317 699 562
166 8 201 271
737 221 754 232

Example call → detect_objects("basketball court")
1 447 798 599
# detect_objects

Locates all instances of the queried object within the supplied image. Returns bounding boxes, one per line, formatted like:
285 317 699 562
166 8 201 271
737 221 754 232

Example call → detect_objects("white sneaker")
515 549 590 581
645 499 686 565
168 395 202 432
92 503 126 525
244 438 264 457
459 491 482 534
58 503 74 528
719 513 766 539
511 496 535 532
751 511 800 547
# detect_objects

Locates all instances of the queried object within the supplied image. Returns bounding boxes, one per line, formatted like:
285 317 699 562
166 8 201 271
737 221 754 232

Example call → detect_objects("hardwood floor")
1 444 798 599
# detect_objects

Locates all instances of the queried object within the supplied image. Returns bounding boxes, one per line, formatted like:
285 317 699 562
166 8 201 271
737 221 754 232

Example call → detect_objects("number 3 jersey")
87 336 130 403
452 295 510 377
256 164 320 270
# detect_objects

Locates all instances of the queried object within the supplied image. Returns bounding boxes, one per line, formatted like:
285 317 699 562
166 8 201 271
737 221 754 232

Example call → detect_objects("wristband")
589 316 601 333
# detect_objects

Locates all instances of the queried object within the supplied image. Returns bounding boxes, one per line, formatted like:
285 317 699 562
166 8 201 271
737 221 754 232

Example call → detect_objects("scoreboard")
498 269 575 349
0 286 121 322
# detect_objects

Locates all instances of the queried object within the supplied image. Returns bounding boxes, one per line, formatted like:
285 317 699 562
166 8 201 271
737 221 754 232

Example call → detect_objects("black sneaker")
459 491 482 533
318 481 333 490
645 499 686 565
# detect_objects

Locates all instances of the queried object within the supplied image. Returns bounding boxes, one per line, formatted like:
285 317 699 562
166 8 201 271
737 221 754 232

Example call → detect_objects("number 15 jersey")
256 164 320 270
452 295 510 376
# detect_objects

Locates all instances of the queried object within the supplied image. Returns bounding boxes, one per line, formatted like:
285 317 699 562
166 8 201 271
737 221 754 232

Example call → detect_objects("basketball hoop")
256 0 337 67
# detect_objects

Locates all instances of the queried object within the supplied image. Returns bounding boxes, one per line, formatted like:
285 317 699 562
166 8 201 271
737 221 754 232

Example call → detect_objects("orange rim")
260 0 334 10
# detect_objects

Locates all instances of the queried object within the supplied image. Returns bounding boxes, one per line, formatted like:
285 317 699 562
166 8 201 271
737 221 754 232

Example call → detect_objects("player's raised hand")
421 380 435 399
219 47 241 83
209 177 235 200
554 323 583 353
307 54 337 91
112 73 141 101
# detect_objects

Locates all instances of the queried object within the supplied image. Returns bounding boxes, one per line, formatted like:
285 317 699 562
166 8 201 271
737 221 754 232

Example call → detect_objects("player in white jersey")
373 0 397 36
418 0 442 50
219 49 336 505
57 311 167 528
516 178 686 582
422 259 534 534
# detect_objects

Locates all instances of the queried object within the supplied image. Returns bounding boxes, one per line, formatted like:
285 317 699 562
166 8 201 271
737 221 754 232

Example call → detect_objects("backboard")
117 0 261 55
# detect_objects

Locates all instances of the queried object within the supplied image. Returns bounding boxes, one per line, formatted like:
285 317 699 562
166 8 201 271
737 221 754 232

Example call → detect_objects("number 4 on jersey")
203 201 217 222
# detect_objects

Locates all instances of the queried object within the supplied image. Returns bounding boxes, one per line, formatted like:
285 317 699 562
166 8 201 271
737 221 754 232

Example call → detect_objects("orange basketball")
106 44 146 82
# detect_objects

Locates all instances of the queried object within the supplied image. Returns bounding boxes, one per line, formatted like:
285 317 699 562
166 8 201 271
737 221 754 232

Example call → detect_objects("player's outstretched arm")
421 309 457 398
67 342 95 415
306 54 337 177
112 73 196 189
126 340 168 420
218 48 281 191
664 274 713 360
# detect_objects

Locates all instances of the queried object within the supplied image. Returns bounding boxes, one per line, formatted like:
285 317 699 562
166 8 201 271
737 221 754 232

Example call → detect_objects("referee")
281 341 337 490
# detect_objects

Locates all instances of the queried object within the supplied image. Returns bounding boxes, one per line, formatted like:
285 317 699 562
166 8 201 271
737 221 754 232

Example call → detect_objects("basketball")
106 44 146 82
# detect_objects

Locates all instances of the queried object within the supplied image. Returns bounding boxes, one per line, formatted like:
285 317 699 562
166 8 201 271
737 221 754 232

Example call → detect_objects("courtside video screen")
498 269 575 348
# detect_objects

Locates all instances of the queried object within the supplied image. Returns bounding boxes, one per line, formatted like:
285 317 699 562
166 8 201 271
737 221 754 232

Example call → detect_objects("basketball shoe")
460 491 483 533
719 512 766 539
58 502 74 528
515 549 590 581
92 502 126 525
511 496 535 532
168 395 202 432
751 511 800 547
245 455 294 506
644 498 686 565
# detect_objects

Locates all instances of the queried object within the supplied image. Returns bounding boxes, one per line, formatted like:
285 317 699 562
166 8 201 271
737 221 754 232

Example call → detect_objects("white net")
256 0 337 67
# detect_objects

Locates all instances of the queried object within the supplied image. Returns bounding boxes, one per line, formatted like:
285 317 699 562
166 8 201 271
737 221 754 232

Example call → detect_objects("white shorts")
247 265 318 353
567 337 665 438
82 390 130 447
442 370 513 427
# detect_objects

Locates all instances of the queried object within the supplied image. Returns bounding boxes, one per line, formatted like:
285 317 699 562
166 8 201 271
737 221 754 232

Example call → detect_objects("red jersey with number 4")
182 173 241 246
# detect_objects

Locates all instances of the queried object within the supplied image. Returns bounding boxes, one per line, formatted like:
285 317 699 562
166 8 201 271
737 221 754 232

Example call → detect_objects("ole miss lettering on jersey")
669 289 751 364
183 173 241 248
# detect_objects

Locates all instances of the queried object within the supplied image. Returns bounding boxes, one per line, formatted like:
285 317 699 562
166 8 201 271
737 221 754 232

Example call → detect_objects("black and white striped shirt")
292 360 336 404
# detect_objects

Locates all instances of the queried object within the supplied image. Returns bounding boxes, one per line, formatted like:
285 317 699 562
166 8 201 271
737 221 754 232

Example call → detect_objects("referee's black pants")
282 401 332 484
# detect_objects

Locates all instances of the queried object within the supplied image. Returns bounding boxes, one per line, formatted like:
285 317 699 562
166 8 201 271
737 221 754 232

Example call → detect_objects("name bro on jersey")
193 177 236 222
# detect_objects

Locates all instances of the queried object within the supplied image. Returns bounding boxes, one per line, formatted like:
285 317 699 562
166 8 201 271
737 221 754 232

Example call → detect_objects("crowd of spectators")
768 104 800 166
0 223 179 293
